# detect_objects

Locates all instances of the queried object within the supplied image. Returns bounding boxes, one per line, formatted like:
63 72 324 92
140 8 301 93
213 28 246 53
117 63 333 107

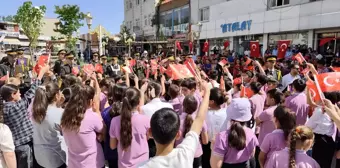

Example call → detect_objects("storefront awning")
2 38 21 45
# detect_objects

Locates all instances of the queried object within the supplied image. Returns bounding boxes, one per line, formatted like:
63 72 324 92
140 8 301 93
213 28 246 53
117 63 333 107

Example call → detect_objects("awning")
2 38 21 45
20 41 46 47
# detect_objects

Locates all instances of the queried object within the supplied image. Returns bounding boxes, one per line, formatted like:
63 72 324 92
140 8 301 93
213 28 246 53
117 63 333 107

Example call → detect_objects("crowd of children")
0 48 339 168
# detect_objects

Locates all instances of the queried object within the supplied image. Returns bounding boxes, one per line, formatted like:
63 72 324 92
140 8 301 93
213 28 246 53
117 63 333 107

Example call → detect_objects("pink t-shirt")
100 92 107 112
175 113 207 158
250 94 265 118
63 109 105 168
258 105 277 145
284 92 309 125
260 129 287 166
109 112 150 168
169 97 183 115
213 127 258 164
265 148 320 168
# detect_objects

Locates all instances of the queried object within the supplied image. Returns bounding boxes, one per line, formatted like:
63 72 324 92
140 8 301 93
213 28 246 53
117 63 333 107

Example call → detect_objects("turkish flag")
72 67 80 75
293 53 306 65
306 80 321 102
129 59 136 67
202 41 209 53
233 78 242 85
331 67 340 72
176 41 182 51
95 64 104 74
159 66 166 74
166 64 193 80
83 64 95 75
277 40 290 59
34 55 49 74
150 59 158 75
316 72 340 92
240 85 254 98
245 57 252 66
189 41 193 53
250 41 260 58
184 58 197 77
218 59 228 67
319 38 334 47
224 41 230 49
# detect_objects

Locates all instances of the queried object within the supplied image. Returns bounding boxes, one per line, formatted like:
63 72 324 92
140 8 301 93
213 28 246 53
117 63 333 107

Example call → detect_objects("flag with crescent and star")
166 64 193 80
34 55 49 74
315 72 340 92
184 58 197 77
277 40 290 59
293 53 306 65
250 41 260 58
203 41 209 53
306 79 321 102
331 67 340 72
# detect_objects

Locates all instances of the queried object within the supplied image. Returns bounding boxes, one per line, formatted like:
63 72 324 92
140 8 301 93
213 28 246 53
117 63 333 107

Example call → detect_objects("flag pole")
313 74 325 104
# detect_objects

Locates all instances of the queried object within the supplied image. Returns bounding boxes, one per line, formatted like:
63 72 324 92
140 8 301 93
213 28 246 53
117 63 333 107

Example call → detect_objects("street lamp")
85 12 93 62
196 22 203 56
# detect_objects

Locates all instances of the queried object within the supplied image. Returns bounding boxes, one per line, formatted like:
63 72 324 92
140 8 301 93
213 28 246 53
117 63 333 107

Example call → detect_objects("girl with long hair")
109 87 150 168
175 95 208 168
102 83 127 168
61 74 105 168
259 106 296 167
211 98 258 168
32 82 67 168
0 95 16 168
265 126 319 168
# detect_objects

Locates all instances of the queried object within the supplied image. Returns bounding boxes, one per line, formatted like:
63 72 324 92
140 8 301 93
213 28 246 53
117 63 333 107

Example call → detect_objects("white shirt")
0 124 15 168
208 80 220 89
32 105 67 168
139 131 199 168
280 73 300 92
206 108 227 141
306 107 335 137
141 98 173 118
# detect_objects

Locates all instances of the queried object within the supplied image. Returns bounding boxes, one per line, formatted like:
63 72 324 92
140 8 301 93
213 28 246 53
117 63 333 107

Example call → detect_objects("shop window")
136 0 140 5
144 16 148 26
199 7 209 22
269 0 289 7
181 6 190 24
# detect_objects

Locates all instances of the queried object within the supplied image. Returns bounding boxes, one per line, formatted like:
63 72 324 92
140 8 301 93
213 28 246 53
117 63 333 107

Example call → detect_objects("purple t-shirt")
284 92 309 125
99 92 107 112
250 94 265 118
175 113 207 158
260 129 287 166
169 97 183 115
63 109 105 168
213 127 258 164
265 148 320 168
258 105 277 145
109 112 150 168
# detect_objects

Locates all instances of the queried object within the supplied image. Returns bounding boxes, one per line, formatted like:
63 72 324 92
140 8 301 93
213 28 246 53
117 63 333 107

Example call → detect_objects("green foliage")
1 15 15 22
119 25 133 44
54 4 85 52
14 1 46 57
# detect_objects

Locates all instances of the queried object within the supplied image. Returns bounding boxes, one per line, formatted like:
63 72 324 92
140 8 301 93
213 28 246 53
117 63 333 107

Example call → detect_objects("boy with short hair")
139 82 210 168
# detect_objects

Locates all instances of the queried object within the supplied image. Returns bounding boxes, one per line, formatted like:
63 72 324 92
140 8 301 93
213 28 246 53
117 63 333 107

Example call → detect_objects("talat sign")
221 20 252 33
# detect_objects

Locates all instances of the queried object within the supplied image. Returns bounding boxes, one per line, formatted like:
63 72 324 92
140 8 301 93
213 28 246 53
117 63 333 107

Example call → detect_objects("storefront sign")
221 20 252 33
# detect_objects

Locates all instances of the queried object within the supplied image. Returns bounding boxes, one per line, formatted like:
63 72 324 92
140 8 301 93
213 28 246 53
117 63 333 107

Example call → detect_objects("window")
136 0 140 5
129 1 133 8
199 7 209 21
181 6 190 24
149 14 152 26
269 0 289 7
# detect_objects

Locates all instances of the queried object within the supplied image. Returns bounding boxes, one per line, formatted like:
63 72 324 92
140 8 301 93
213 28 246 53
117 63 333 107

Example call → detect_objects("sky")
0 0 124 35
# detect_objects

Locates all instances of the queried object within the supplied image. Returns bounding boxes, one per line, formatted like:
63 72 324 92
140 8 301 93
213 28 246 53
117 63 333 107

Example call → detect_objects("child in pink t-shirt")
175 95 208 168
259 105 296 168
109 87 150 168
266 126 320 168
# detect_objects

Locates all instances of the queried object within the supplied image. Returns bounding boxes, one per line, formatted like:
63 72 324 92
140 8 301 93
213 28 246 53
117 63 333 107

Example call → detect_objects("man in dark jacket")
53 49 67 76
60 52 74 78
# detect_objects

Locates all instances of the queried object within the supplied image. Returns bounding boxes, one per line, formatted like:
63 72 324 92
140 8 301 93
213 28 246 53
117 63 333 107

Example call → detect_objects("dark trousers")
222 161 250 168
15 142 33 168
312 133 335 168
108 159 118 168
202 142 211 168
193 156 202 168
148 139 156 158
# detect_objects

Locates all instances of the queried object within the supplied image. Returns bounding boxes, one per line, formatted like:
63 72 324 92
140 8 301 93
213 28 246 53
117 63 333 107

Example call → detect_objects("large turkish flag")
250 41 260 58
316 72 340 92
306 80 321 102
277 40 290 59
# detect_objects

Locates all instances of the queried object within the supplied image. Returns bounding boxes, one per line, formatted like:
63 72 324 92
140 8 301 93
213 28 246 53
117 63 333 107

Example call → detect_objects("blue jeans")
15 143 33 168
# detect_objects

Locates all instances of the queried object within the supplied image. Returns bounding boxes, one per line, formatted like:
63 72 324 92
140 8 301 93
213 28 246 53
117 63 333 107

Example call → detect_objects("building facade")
124 0 156 40
191 0 340 55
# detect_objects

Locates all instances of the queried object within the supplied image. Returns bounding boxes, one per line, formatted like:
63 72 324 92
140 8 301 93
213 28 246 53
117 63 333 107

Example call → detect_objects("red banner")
277 40 290 59
250 41 260 58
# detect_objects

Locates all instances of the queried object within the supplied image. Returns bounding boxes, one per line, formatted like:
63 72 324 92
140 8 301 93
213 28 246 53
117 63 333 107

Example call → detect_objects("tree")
151 0 164 40
119 25 133 44
1 15 15 22
14 1 46 60
54 5 85 52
